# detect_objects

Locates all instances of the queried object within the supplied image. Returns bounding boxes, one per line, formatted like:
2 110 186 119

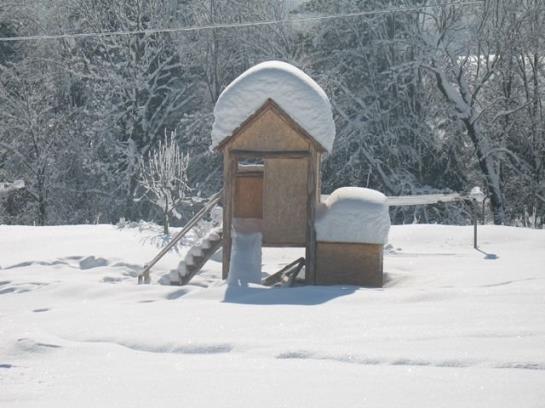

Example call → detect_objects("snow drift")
211 61 335 152
1 224 545 407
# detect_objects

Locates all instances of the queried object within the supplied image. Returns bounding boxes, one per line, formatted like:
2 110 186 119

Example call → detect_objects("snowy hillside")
1 224 544 407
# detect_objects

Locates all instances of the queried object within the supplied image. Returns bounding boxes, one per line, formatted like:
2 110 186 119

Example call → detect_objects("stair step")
200 239 215 250
185 255 195 266
163 226 224 286
176 262 188 277
179 236 223 286
200 241 211 250
168 270 182 284
207 230 222 241
188 246 204 257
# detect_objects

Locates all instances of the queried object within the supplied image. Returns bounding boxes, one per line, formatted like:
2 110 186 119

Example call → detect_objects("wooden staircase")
138 190 222 284
167 228 223 285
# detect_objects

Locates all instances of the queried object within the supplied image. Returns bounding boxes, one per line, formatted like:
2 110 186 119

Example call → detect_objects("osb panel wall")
234 173 263 219
316 154 322 202
263 158 308 246
229 109 310 152
315 242 383 287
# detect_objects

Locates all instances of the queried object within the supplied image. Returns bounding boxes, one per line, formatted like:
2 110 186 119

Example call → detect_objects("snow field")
1 224 544 407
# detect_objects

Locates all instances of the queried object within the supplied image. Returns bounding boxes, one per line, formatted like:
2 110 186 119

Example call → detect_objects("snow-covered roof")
211 61 335 152
315 187 391 245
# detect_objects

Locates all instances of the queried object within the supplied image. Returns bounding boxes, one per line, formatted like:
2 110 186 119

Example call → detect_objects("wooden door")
262 158 308 246
234 172 263 219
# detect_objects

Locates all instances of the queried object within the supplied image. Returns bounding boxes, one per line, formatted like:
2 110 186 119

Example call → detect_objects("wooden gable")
216 99 327 153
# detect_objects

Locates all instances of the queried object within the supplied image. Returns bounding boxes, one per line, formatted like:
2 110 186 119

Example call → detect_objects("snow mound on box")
211 61 335 152
315 187 390 245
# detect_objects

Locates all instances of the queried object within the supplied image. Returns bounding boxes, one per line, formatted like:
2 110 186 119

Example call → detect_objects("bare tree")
0 49 70 225
416 1 512 224
63 0 197 220
138 133 190 235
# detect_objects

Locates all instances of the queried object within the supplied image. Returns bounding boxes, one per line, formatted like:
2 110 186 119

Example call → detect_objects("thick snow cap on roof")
211 61 335 152
315 187 391 245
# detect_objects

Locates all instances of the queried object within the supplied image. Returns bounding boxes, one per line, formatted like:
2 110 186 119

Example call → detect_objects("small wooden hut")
212 61 389 287
215 98 325 283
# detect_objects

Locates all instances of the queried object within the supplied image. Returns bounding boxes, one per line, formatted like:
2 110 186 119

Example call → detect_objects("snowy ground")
1 224 544 407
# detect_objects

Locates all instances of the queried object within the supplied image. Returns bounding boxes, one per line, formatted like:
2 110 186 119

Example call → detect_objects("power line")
0 1 484 43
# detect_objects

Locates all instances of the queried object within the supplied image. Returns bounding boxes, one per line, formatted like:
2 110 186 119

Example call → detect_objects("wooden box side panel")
234 174 263 219
263 158 308 245
315 242 383 287
229 109 310 152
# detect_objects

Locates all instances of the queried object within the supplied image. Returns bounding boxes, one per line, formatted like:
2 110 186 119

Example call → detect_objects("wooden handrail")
138 189 223 284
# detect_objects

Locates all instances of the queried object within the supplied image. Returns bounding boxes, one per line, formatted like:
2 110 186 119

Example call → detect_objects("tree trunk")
463 118 506 224
36 171 47 226
38 191 47 226
432 69 506 225
124 174 138 221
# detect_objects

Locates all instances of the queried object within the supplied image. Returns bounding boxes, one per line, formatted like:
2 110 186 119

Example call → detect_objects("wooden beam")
222 152 237 280
237 164 264 175
261 242 307 248
305 150 317 285
263 257 305 287
231 150 310 159
235 171 264 178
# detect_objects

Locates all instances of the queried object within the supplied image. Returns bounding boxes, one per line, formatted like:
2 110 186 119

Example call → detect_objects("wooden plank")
262 242 307 248
287 261 305 287
234 173 263 219
305 148 317 285
315 241 383 287
263 257 305 286
237 163 264 175
263 158 308 246
222 152 237 280
316 153 322 202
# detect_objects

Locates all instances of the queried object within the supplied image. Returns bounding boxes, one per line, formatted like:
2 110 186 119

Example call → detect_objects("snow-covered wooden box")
314 187 390 287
